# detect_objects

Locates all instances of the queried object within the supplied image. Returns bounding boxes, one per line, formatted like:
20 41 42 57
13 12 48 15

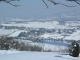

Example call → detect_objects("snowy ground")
0 50 80 60
1 21 69 29
64 30 80 40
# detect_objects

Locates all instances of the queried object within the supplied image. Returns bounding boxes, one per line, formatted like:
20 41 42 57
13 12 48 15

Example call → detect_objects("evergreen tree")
69 40 79 57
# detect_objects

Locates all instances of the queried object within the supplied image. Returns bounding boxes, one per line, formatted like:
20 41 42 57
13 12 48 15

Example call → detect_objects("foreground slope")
0 50 80 60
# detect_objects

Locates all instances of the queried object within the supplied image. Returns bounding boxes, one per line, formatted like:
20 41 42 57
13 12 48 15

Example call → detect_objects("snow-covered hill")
0 50 80 60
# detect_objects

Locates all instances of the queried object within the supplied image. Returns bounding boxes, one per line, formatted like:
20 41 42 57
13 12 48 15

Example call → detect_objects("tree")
42 0 80 8
69 41 79 57
0 0 80 7
0 0 20 7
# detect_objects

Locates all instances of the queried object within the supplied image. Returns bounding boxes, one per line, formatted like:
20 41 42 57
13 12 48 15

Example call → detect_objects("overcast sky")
0 0 80 19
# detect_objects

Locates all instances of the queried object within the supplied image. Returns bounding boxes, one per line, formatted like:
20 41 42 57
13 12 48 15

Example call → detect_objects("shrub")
0 36 43 51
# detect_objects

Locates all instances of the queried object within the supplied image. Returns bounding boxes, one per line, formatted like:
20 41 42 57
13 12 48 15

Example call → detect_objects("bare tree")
0 0 80 8
67 0 80 5
0 0 20 7
42 0 80 8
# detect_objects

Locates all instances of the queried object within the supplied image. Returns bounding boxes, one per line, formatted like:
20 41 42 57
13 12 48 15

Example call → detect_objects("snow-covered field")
40 33 64 39
19 39 68 52
0 50 80 60
1 21 70 29
64 30 80 40
0 29 15 36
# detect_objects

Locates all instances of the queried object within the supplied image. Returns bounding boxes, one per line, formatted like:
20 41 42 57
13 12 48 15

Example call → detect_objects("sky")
0 0 80 19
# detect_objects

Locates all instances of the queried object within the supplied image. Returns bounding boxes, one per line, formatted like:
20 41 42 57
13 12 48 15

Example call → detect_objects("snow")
0 20 80 60
65 21 80 27
0 50 19 54
10 30 27 37
40 33 64 39
1 21 68 29
64 30 80 40
0 29 27 37
19 39 68 52
0 29 16 36
0 50 80 60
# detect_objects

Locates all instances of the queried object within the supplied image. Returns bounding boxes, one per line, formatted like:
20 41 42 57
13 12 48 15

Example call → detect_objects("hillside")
0 20 80 41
